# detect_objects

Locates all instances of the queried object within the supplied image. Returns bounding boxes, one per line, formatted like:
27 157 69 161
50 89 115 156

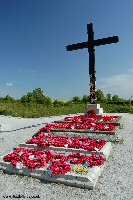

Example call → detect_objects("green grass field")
0 101 133 118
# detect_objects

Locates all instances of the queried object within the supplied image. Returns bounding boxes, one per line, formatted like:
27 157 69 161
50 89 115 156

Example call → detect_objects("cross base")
85 104 103 116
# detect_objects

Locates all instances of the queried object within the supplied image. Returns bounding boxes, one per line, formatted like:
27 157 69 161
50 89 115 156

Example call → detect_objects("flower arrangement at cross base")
86 110 96 118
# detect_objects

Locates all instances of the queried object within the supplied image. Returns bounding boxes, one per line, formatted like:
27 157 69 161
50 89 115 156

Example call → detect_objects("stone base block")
85 108 103 115
18 142 112 161
87 104 101 109
0 156 105 190
95 114 103 117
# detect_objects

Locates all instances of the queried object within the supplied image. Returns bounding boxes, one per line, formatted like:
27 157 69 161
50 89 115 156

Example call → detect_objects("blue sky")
0 0 133 100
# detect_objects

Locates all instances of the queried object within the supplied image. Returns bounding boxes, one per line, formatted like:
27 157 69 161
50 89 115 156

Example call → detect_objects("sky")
0 0 133 100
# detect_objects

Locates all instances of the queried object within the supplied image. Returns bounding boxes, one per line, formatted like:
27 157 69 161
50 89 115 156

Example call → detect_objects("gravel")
0 113 133 200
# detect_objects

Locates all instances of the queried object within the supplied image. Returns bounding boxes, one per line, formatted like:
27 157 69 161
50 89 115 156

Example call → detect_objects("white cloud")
98 72 133 99
6 83 13 86
128 68 133 73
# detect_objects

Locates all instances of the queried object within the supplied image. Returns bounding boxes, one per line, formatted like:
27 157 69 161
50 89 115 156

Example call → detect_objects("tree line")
0 88 131 107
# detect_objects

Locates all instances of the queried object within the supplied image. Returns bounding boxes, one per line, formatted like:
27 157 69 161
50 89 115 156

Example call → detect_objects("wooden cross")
66 23 119 104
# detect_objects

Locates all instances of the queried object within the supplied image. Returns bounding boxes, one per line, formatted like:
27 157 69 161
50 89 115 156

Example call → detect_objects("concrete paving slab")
0 155 105 189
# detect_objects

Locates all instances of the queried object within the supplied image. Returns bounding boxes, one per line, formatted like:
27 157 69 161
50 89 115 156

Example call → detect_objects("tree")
20 88 52 106
82 94 90 103
4 95 14 102
65 100 72 106
106 93 112 101
53 99 65 107
32 88 45 104
0 97 4 101
44 96 52 107
112 94 120 101
96 89 106 102
20 95 29 103
20 92 36 103
72 96 81 103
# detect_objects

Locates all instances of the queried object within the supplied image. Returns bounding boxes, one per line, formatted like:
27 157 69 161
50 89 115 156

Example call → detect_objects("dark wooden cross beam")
66 23 119 104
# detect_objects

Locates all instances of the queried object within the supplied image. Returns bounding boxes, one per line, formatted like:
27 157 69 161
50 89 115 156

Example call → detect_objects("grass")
101 103 133 113
0 101 87 118
0 101 133 118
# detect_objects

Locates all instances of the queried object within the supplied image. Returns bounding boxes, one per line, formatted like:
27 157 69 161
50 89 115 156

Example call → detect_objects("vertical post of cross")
87 23 96 104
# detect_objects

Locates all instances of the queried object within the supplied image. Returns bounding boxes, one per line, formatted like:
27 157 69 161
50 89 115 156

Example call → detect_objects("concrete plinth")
85 104 103 115
0 155 105 190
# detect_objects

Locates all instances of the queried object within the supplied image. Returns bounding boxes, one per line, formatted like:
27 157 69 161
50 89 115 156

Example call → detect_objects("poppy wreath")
3 148 47 170
3 148 105 175
38 122 115 133
64 115 118 123
87 110 96 118
64 115 95 123
103 115 118 122
27 134 106 151
48 161 72 175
